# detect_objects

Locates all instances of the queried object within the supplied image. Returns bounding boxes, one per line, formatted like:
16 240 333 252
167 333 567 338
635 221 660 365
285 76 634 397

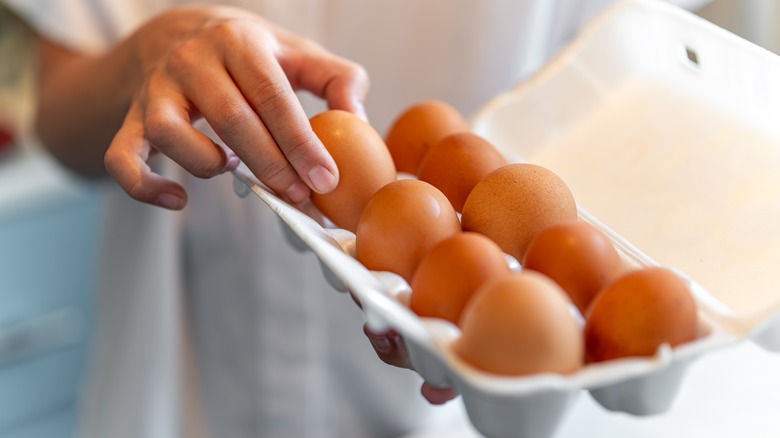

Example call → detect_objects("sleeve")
0 0 163 54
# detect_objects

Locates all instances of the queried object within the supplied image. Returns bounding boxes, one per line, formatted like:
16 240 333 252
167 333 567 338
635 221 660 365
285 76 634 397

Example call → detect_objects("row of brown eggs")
308 101 699 377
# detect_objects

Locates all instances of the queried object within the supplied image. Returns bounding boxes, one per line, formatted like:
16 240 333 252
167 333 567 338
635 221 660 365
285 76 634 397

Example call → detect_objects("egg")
409 232 511 325
385 100 468 175
309 110 397 232
584 267 698 363
455 271 583 376
461 163 578 262
417 132 508 212
356 179 461 282
522 220 625 315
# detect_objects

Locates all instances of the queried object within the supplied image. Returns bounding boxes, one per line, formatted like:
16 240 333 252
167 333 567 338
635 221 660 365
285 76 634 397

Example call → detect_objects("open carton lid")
470 0 780 351
232 1 780 436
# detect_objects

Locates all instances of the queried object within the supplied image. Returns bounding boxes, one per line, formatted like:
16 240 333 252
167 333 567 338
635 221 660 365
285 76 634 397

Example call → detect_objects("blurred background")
0 5 104 438
0 1 778 437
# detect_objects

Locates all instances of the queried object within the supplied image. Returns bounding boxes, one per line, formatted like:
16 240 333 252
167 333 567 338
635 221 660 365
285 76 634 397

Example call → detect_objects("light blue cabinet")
0 154 103 438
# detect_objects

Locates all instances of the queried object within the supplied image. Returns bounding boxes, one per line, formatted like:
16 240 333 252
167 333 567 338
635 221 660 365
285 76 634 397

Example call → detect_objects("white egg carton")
232 1 780 436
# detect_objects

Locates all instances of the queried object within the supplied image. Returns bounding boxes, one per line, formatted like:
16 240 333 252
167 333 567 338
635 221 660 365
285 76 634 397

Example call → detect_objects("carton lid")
470 0 780 321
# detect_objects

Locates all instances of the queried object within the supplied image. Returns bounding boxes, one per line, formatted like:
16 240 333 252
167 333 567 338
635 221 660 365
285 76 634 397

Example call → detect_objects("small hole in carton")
680 44 700 69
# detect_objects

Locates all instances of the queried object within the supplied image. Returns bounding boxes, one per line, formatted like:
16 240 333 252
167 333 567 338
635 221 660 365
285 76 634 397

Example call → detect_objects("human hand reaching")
363 325 459 405
103 5 368 209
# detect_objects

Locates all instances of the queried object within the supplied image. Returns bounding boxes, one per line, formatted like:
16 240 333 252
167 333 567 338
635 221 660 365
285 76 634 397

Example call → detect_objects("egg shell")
455 271 584 376
310 110 397 232
584 266 699 363
461 163 578 262
385 100 469 174
523 220 626 315
417 132 508 212
409 232 511 325
355 179 461 282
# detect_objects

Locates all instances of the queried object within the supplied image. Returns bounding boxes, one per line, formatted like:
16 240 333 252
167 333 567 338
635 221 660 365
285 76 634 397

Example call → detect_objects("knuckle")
321 59 369 100
209 18 246 43
167 40 200 74
217 99 250 125
344 60 369 84
294 35 324 53
282 130 317 162
143 108 224 179
258 158 294 188
252 77 293 116
143 109 178 147
210 99 252 137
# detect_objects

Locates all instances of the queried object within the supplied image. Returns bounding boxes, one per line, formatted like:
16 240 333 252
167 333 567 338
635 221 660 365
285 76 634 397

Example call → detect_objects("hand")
103 5 368 209
363 325 459 405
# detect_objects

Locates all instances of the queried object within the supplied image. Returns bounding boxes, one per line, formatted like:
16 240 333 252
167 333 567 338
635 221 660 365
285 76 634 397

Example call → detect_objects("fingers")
421 383 459 405
174 56 311 203
141 75 238 179
218 24 340 201
104 101 190 210
306 57 369 120
363 324 460 405
363 325 411 369
111 15 370 209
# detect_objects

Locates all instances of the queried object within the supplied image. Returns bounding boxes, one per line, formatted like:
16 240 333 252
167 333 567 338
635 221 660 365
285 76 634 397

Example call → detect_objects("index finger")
222 29 340 195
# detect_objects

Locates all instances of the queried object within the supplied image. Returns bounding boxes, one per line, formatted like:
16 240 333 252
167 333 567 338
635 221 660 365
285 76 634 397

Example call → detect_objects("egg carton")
232 1 780 437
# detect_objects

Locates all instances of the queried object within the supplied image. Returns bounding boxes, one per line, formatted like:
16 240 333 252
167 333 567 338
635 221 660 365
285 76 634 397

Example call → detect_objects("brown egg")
356 179 461 282
409 232 510 325
523 220 625 315
417 132 508 212
461 163 578 262
584 267 698 363
455 271 583 376
310 110 397 232
385 100 468 175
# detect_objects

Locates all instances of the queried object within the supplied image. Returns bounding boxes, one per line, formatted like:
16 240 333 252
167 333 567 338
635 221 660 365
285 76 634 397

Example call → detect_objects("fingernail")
308 165 338 193
156 193 185 210
224 155 240 173
370 335 392 354
285 181 309 204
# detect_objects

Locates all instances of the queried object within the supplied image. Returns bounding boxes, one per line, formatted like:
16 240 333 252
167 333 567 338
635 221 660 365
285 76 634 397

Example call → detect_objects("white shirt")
0 1 715 438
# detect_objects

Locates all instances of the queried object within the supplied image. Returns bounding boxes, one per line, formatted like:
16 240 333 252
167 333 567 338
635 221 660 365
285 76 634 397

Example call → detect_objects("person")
0 1 711 437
